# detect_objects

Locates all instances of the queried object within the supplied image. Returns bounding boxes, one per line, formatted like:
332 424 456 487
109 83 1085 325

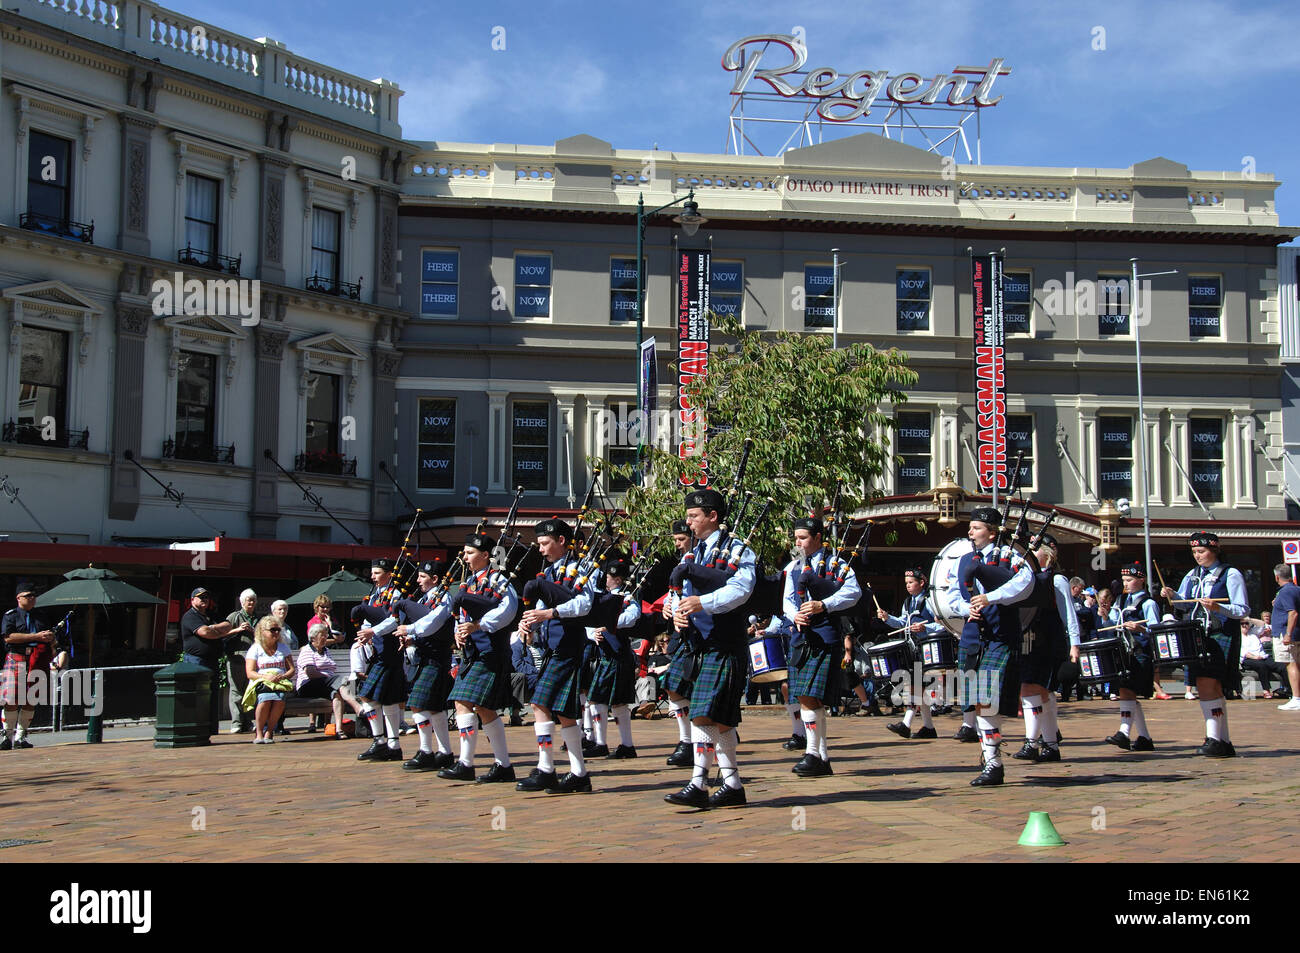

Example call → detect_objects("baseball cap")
191 586 212 599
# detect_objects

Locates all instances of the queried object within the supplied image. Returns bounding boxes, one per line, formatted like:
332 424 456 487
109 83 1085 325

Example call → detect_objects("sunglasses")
267 625 282 633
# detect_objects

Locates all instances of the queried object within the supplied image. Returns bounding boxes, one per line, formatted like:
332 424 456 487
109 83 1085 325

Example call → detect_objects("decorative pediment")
294 332 366 401
294 331 367 362
160 312 249 383
3 280 102 316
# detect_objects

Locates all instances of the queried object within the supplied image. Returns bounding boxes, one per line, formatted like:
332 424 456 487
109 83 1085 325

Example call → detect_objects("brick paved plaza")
2 699 1297 863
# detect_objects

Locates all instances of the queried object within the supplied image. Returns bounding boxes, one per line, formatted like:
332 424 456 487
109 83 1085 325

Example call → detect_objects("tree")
598 312 919 565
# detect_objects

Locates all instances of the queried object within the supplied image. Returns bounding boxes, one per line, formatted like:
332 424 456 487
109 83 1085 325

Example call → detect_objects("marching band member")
1012 534 1079 763
585 556 643 759
665 488 757 809
880 567 944 740
944 507 1034 787
1159 531 1249 758
661 520 699 766
437 533 520 782
354 558 410 762
516 518 597 793
1104 562 1160 752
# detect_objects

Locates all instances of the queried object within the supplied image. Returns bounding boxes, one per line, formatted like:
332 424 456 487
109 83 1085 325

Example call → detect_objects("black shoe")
664 783 710 809
12 738 32 750
1104 732 1132 751
608 744 637 759
970 762 1005 786
515 768 558 792
886 721 911 739
437 761 476 781
551 772 592 793
666 741 693 766
403 751 444 771
432 751 457 769
356 739 388 761
954 725 979 742
0 737 10 751
477 762 517 783
791 753 818 773
1131 736 1155 751
1012 740 1039 760
1034 745 1062 763
781 734 805 751
1201 739 1236 759
508 712 524 727
1194 736 1213 755
794 755 833 777
913 726 938 739
707 785 747 808
376 745 403 762
1055 730 1063 744
583 744 610 759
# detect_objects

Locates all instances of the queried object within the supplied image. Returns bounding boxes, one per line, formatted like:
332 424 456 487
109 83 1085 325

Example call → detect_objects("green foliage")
600 311 917 564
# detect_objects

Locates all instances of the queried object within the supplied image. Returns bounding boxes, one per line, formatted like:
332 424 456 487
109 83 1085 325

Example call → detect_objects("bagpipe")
352 509 428 628
516 467 621 614
449 486 532 629
25 611 72 671
797 517 872 605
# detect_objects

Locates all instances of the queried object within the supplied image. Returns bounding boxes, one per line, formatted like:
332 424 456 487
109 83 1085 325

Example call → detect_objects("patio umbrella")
35 567 165 668
283 569 372 605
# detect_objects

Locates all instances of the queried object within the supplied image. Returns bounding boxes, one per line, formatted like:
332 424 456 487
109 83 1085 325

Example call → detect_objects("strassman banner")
973 252 1007 493
676 248 711 484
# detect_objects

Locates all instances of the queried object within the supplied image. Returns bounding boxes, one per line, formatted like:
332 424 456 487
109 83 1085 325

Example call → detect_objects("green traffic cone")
1017 811 1065 847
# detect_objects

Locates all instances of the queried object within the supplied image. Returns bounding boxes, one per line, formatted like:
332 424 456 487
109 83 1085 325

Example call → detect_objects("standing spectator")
295 623 358 735
1 584 67 750
1272 564 1300 711
308 595 343 646
271 600 298 650
1239 619 1289 699
180 588 251 737
225 589 259 733
244 616 295 743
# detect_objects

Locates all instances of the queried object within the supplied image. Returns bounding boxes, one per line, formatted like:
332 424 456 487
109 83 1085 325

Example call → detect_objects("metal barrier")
12 664 169 733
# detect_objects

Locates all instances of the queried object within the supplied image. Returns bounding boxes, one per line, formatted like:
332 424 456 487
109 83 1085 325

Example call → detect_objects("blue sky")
176 0 1299 236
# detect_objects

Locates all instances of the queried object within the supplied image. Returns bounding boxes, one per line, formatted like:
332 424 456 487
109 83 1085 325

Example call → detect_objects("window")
1189 276 1223 338
515 254 552 319
1098 415 1133 499
1098 273 1130 336
27 131 72 223
304 372 341 454
184 174 220 261
1006 413 1034 488
606 403 637 493
711 261 744 322
311 208 341 285
609 257 643 323
1189 417 1224 504
895 411 932 495
896 269 931 332
175 351 216 457
16 326 68 431
1003 270 1032 335
421 250 459 317
804 265 835 328
511 400 550 491
417 398 456 490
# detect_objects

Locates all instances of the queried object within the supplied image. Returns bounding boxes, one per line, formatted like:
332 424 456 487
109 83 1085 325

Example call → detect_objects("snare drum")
748 635 789 684
1149 619 1212 667
867 638 915 680
1077 636 1132 684
917 632 959 671
928 538 1037 638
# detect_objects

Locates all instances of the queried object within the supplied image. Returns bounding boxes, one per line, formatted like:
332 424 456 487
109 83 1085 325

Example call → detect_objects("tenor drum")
748 635 789 684
867 638 915 680
1149 619 1212 667
1077 636 1132 684
927 538 1037 638
917 632 959 671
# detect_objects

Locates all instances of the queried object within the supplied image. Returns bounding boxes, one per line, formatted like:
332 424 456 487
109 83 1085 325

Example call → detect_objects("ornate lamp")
929 467 965 528
1096 498 1121 554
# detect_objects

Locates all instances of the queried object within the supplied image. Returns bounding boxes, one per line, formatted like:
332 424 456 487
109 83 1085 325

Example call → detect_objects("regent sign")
722 35 1011 122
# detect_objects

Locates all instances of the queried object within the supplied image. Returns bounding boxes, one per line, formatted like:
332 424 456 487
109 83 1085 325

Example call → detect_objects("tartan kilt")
447 652 512 710
688 647 746 728
0 651 44 707
1188 630 1233 686
958 641 1020 717
789 646 841 705
579 644 598 694
357 656 408 706
531 653 584 720
406 652 455 712
1020 629 1066 687
588 652 635 707
664 642 698 697
1120 651 1155 697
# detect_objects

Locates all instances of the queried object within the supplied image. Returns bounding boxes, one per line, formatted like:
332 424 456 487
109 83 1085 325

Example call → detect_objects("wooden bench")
281 648 354 724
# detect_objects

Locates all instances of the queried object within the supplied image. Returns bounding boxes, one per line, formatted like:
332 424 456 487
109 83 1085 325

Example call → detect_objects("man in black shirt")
181 587 252 736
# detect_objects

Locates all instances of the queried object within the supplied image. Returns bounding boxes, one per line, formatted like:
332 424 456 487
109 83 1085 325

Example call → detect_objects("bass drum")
926 538 1037 638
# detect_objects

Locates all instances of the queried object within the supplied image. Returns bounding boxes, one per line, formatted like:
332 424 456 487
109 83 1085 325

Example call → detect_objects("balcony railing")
3 420 89 449
178 244 242 275
19 212 94 243
305 273 363 300
295 451 357 476
163 437 235 464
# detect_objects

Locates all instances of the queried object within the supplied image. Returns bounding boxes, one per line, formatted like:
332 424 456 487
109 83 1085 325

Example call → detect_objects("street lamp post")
1130 257 1178 578
634 189 704 482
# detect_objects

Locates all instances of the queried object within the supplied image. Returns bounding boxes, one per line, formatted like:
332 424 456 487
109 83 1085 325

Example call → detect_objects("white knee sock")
581 695 592 739
413 711 434 754
560 723 587 776
691 723 718 788
455 711 478 766
920 705 934 730
800 707 821 757
1021 694 1042 745
361 703 383 740
962 708 978 729
976 714 1004 767
592 703 608 746
611 705 634 748
1 707 14 739
1118 704 1134 737
669 699 691 743
431 710 451 754
535 720 555 773
382 704 403 747
482 716 511 767
1039 695 1059 750
14 707 33 740
1201 697 1229 742
817 711 828 761
716 727 742 789
902 708 916 728
787 702 804 736
1131 701 1149 740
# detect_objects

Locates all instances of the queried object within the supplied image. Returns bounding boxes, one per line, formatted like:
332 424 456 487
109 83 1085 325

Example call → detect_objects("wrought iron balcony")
178 244 242 275
163 437 236 464
295 451 357 476
305 273 363 300
3 420 89 449
19 212 94 243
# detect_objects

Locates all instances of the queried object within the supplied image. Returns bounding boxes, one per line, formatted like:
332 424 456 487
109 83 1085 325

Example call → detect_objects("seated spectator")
309 595 344 647
244 617 295 744
633 634 673 717
1240 618 1291 699
271 600 298 650
508 627 538 726
295 623 360 736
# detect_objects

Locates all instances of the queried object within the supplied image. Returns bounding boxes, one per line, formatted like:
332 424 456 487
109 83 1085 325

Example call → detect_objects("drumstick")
1169 597 1228 604
1152 558 1169 593
870 589 884 614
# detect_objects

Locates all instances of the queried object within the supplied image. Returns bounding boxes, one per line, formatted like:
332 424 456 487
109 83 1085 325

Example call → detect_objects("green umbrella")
283 569 372 605
36 567 165 607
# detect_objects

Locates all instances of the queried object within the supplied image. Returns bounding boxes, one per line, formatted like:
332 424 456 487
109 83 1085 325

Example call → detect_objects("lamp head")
674 199 706 237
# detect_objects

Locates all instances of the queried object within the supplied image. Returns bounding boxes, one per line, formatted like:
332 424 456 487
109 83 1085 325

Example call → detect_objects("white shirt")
943 543 1034 618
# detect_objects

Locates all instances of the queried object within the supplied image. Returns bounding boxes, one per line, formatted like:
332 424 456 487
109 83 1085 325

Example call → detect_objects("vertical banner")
973 252 1007 494
676 248 711 485
640 336 657 447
